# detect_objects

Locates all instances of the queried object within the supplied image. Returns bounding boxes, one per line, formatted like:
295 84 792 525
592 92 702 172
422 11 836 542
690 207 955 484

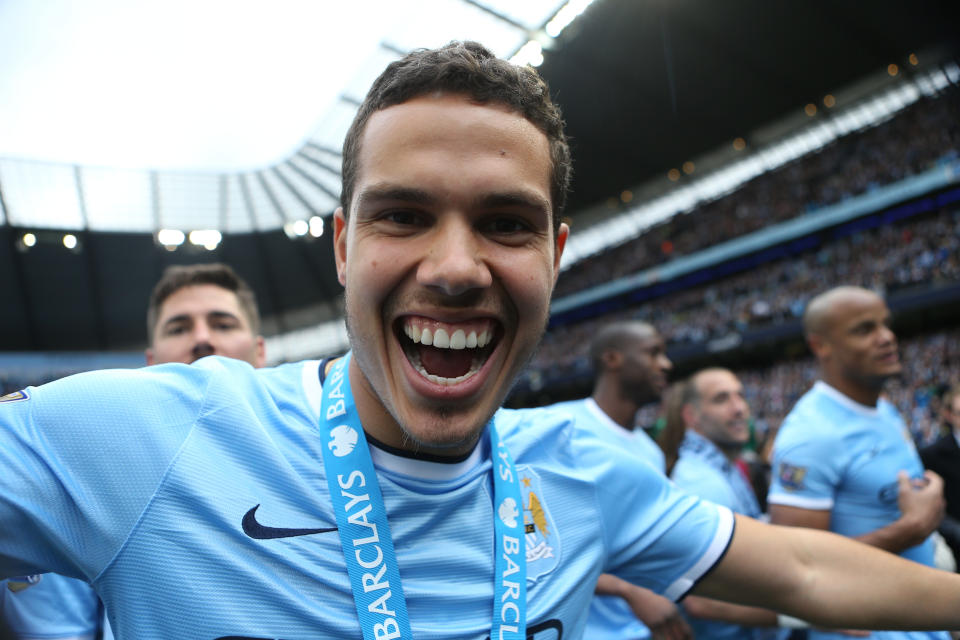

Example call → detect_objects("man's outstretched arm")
694 514 960 630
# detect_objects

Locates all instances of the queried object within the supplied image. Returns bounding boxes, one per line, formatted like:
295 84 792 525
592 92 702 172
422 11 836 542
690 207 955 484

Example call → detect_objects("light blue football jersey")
2 573 99 640
0 357 733 640
671 430 769 640
549 397 666 640
769 381 948 640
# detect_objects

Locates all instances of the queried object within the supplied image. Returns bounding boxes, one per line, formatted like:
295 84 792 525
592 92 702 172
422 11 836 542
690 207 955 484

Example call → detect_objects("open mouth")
396 316 500 386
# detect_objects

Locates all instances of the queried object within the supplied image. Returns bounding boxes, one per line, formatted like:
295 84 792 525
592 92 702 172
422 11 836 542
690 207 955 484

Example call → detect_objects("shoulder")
497 406 664 482
776 385 843 447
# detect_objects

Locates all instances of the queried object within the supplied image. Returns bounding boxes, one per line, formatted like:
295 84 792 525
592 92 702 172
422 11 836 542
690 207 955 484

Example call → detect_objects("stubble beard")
343 290 550 453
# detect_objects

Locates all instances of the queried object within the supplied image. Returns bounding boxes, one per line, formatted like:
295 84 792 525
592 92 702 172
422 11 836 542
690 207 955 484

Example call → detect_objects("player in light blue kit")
3 43 960 640
549 321 690 640
671 368 811 638
1 263 265 640
769 286 949 640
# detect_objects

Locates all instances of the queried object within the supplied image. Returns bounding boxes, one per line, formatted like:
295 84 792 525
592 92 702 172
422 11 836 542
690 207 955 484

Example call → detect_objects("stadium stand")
511 87 960 452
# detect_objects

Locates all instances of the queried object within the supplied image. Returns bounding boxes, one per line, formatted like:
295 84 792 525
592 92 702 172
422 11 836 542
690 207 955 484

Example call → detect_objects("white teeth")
402 322 493 351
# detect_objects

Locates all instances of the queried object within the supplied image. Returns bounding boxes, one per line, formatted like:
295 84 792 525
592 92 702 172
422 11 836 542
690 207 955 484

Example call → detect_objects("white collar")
583 397 635 440
814 380 881 417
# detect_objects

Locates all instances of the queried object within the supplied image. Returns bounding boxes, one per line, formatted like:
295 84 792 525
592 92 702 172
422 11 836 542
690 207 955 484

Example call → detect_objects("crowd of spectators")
533 205 960 378
554 90 960 297
631 325 960 451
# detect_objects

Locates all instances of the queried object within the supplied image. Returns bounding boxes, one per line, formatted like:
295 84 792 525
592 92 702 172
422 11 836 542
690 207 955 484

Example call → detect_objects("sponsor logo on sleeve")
778 462 807 491
0 390 29 403
6 574 42 593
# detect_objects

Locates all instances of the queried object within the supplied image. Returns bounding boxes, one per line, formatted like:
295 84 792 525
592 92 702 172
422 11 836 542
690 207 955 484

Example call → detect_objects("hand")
623 588 692 640
897 470 945 544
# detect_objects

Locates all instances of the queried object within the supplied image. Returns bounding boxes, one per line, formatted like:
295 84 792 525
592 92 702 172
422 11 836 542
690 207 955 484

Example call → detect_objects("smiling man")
3 43 960 640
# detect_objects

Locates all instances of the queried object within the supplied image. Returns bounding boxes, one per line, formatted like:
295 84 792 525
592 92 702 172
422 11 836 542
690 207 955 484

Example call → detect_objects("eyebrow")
353 184 435 211
161 310 241 329
354 183 551 217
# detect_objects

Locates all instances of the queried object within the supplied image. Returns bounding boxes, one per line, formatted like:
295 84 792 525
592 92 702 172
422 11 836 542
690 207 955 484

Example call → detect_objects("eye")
382 209 426 227
481 215 534 236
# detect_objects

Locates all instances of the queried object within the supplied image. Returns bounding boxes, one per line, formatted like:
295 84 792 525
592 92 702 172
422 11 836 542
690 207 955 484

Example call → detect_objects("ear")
145 348 155 366
681 404 698 431
601 348 623 370
807 333 830 360
551 222 569 285
333 207 348 287
254 335 267 369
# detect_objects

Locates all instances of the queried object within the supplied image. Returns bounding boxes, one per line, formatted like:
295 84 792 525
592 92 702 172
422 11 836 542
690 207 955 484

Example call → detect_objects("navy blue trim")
677 514 737 601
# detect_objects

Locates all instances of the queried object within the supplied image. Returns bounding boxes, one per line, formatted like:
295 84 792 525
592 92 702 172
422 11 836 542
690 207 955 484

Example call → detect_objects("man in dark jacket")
921 383 960 568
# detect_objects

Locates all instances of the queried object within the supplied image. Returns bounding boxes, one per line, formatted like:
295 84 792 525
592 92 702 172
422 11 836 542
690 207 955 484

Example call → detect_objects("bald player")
549 321 690 640
768 286 947 640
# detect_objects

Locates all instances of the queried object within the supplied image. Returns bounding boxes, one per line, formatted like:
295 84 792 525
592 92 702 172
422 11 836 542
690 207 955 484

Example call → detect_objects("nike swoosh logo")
242 505 338 540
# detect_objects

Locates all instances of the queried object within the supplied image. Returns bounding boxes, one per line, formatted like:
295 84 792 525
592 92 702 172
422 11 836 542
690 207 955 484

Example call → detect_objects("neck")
692 428 742 462
591 385 637 430
346 357 481 459
821 372 882 407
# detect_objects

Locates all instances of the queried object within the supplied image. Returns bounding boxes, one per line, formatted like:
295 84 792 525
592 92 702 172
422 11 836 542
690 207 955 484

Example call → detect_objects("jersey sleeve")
590 441 735 601
2 574 100 638
767 406 843 510
670 459 736 509
0 365 210 581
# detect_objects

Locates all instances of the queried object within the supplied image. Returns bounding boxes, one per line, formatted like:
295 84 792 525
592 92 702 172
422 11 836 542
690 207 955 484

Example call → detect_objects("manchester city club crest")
516 466 559 583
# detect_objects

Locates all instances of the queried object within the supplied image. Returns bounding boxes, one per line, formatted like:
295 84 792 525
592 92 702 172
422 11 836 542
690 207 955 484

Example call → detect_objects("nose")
659 353 673 373
417 217 492 297
878 324 896 346
732 394 748 418
190 323 216 359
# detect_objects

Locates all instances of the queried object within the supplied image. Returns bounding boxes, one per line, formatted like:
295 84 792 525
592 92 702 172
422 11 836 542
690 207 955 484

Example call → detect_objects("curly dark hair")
340 41 571 231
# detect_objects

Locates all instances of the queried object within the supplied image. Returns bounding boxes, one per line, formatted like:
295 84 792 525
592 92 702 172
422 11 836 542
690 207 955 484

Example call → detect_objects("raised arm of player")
694 514 960 630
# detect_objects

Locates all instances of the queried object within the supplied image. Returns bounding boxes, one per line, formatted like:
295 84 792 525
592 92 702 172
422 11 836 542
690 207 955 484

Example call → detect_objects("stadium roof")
1 0 958 354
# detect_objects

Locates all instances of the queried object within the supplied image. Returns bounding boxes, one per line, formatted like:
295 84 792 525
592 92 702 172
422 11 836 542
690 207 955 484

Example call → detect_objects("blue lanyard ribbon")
319 353 526 639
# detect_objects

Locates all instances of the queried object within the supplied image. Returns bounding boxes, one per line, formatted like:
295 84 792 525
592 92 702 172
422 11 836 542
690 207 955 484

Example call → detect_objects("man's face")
816 292 900 388
619 332 672 404
146 284 265 367
688 370 751 451
334 93 568 455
